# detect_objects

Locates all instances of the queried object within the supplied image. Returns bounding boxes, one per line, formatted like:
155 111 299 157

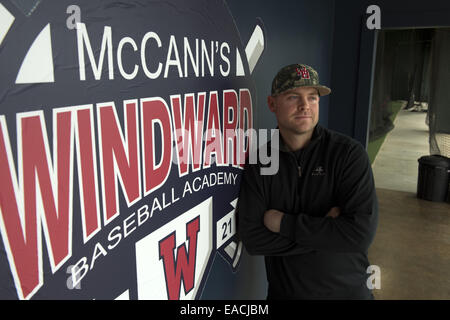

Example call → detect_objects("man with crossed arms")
237 64 378 300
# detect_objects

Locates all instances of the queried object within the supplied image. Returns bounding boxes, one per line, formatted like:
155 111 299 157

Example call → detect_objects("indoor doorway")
368 28 450 193
366 27 450 300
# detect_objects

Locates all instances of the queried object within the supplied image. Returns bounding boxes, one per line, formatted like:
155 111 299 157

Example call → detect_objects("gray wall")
224 0 335 131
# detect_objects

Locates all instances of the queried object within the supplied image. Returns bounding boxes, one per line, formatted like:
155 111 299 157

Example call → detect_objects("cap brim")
313 86 331 96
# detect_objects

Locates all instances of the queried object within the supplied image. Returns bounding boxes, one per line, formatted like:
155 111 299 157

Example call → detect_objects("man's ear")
267 95 276 113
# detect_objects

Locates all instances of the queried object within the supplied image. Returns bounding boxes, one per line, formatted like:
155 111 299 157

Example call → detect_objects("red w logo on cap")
296 67 310 79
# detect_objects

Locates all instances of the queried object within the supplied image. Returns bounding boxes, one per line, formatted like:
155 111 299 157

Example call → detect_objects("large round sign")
0 0 264 299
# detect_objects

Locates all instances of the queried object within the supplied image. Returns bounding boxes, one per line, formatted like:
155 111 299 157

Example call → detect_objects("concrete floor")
369 108 450 299
372 109 429 193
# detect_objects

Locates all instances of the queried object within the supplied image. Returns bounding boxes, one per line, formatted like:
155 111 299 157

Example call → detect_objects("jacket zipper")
297 150 305 178
292 150 303 214
288 152 301 177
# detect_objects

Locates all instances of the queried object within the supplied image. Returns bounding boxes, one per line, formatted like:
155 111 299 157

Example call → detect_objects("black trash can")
417 155 450 202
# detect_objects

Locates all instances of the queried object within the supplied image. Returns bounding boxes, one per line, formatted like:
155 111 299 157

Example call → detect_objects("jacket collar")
276 125 323 153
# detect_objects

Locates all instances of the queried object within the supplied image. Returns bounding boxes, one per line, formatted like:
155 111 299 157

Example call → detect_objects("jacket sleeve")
237 161 313 256
279 143 378 253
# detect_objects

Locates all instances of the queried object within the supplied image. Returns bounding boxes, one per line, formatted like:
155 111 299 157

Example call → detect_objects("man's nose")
296 96 309 109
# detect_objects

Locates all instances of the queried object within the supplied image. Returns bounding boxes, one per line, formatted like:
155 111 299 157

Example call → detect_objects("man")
237 64 378 299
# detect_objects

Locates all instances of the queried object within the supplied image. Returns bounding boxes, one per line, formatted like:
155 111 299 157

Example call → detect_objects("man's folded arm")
237 163 313 256
279 143 378 253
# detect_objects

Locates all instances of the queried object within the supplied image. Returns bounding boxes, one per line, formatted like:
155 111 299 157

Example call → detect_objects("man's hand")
263 209 284 233
326 206 341 218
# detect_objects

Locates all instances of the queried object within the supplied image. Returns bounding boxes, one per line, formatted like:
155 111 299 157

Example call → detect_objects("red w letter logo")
158 216 200 300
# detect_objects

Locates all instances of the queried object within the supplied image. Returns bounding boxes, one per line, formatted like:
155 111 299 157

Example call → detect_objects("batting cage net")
369 28 450 158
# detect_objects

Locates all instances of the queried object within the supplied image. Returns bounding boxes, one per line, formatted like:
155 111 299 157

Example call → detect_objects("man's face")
268 86 320 136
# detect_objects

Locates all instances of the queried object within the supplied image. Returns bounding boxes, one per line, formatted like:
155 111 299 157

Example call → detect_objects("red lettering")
158 216 200 300
75 107 101 242
170 93 205 176
203 91 223 167
223 90 238 166
0 110 73 300
141 98 172 195
239 89 253 167
98 101 140 225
